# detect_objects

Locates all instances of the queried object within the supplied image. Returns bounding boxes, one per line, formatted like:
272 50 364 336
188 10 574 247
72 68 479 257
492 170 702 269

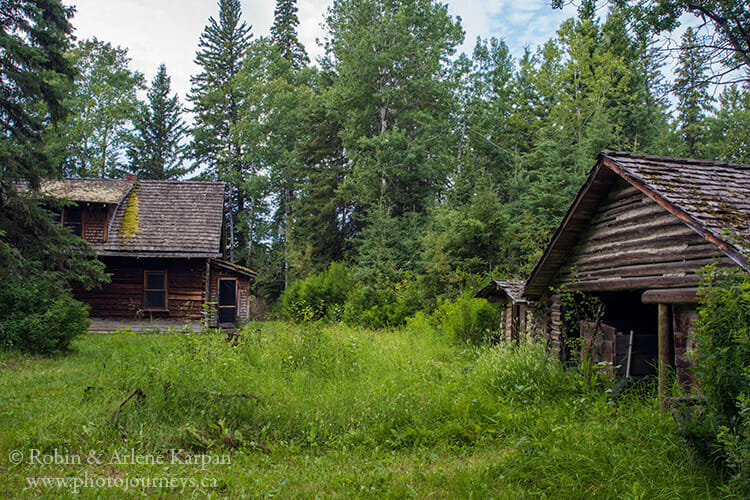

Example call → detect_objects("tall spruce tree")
270 0 309 70
0 0 107 353
189 0 252 261
674 27 713 158
128 64 189 179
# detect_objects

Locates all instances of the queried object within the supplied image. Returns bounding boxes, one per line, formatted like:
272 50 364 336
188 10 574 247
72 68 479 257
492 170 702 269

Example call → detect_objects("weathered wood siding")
207 269 251 325
557 178 733 292
74 257 207 320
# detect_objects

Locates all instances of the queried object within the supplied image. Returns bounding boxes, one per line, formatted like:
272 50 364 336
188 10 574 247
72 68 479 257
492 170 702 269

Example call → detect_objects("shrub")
279 262 354 322
431 292 502 343
0 277 90 354
685 265 750 493
342 284 416 329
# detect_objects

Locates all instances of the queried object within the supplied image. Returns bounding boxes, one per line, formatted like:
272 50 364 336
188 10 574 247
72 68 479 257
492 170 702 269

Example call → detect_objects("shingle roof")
99 180 225 257
523 151 750 298
600 151 750 254
39 178 134 205
475 279 526 302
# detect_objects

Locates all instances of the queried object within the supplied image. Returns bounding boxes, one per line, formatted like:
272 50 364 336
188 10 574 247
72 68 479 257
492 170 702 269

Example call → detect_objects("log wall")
74 257 207 320
557 178 733 292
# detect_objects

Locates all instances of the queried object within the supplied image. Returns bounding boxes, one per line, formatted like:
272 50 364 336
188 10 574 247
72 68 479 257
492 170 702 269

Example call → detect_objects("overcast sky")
66 0 580 104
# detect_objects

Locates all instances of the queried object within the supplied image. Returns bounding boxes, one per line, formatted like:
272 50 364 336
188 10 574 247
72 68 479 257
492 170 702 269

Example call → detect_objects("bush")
279 262 354 322
0 277 90 354
342 284 417 329
685 265 750 493
431 292 502 343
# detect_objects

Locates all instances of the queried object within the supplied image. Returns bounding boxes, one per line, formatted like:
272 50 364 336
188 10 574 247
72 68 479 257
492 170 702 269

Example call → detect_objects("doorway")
218 278 237 324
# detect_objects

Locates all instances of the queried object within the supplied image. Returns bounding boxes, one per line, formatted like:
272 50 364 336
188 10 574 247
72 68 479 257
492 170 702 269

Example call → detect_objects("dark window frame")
143 270 168 311
61 205 84 237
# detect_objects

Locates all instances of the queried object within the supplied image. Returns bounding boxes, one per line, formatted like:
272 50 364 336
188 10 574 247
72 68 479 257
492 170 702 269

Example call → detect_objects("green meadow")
0 322 721 498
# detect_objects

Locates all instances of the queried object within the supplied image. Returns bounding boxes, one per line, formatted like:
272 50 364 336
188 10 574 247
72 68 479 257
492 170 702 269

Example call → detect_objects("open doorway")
595 291 661 378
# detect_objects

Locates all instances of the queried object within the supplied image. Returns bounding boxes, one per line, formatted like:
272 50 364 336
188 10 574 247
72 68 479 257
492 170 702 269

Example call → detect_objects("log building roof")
524 151 750 298
44 178 226 258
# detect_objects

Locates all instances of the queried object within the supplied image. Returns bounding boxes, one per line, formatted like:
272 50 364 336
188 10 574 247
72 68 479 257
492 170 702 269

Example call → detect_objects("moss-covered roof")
39 178 134 205
100 180 225 257
524 151 750 298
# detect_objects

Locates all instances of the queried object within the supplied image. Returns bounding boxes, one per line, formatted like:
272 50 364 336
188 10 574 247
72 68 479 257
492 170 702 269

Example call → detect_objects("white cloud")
67 0 581 102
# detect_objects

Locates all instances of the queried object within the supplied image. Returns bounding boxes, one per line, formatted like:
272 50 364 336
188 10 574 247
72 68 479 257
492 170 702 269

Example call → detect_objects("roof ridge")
601 150 750 169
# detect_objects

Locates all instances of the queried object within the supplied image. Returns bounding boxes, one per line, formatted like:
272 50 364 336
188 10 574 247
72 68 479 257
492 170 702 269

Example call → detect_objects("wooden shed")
475 280 526 341
521 151 749 393
41 177 256 327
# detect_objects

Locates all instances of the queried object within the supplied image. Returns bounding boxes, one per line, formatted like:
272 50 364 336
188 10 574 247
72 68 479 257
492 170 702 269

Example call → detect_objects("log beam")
642 288 700 304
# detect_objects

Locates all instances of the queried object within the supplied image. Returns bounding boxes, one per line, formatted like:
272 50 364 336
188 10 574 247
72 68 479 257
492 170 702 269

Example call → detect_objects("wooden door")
218 278 237 324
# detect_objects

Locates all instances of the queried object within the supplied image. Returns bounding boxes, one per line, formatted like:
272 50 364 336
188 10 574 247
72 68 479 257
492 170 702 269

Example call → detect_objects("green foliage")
673 27 713 158
57 37 145 178
279 262 354 321
342 282 419 329
429 292 503 343
128 64 190 179
0 0 74 184
676 265 750 494
709 85 750 163
270 0 308 70
0 277 89 354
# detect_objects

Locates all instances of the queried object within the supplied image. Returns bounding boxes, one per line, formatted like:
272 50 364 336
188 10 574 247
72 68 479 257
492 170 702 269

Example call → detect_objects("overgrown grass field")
0 321 722 498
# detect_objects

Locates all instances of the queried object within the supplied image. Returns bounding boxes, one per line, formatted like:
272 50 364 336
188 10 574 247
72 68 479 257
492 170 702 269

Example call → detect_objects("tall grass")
0 322 723 498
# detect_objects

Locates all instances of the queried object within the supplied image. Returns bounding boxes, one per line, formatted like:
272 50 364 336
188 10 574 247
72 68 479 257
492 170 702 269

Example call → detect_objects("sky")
66 0 579 104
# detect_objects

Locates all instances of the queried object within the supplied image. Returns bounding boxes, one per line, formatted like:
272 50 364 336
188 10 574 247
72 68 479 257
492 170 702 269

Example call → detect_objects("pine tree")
270 0 309 70
189 0 252 261
674 27 713 158
128 64 189 180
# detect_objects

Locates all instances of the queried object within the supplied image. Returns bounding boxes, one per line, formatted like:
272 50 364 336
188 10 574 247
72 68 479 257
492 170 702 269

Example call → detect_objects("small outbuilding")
520 151 749 394
40 177 256 327
475 279 526 341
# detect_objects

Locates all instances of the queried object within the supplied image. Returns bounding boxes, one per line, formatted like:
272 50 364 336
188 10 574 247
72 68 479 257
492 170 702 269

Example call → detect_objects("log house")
40 177 256 326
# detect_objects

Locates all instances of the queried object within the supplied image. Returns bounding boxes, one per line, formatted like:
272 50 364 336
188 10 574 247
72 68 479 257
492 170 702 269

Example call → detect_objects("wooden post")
658 303 670 411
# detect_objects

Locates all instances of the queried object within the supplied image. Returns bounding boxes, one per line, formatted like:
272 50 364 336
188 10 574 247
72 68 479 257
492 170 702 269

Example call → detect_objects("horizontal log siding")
74 257 206 320
557 179 730 291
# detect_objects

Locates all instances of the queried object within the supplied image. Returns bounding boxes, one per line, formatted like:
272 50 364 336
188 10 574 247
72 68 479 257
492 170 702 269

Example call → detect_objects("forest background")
4 0 750 322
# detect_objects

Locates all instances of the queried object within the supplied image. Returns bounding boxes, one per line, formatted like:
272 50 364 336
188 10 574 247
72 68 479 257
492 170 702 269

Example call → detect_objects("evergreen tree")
270 0 309 70
189 0 252 261
128 64 189 180
674 27 713 158
57 38 144 178
708 85 750 163
0 0 107 352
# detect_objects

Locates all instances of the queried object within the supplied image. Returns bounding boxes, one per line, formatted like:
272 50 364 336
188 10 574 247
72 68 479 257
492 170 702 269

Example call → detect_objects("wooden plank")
642 288 700 304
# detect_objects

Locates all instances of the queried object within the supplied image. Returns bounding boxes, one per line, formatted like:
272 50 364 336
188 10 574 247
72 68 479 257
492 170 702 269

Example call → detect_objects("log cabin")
474 280 526 342
40 176 256 327
481 151 750 395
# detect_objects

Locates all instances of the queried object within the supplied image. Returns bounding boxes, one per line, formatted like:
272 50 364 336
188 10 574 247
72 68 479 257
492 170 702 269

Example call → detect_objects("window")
62 205 83 237
144 271 167 310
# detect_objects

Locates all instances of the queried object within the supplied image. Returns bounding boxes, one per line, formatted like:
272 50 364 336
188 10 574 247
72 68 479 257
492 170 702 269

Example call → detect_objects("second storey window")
62 206 83 237
144 271 167 310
